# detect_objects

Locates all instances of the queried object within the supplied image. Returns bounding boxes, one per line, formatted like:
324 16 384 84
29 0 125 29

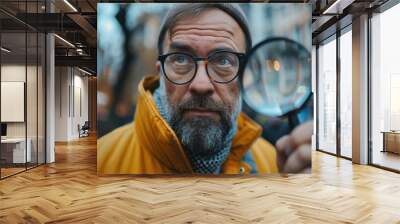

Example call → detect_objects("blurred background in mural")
97 3 312 144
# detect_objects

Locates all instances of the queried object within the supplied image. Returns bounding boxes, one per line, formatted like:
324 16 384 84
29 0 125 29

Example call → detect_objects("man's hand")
275 121 313 173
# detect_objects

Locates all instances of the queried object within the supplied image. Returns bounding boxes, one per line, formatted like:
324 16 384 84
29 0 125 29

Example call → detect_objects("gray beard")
170 114 229 157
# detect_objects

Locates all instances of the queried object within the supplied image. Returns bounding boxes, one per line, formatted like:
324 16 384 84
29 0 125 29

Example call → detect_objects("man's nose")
188 61 214 95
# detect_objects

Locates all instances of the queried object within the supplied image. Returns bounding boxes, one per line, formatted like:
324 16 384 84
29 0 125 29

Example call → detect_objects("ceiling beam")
67 13 97 46
322 0 356 14
55 55 96 72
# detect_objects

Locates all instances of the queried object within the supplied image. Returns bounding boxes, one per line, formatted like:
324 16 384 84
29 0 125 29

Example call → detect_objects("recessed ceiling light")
54 34 75 48
1 47 11 53
322 0 355 15
78 67 93 76
63 0 78 12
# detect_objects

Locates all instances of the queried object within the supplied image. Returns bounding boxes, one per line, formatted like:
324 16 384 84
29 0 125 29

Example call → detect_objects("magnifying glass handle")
287 111 300 131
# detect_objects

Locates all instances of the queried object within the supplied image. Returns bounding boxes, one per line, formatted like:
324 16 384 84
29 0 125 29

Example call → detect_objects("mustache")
176 95 228 114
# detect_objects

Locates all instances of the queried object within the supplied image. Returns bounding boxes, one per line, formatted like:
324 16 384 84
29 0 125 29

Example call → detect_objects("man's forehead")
170 23 235 39
164 9 246 53
172 9 240 35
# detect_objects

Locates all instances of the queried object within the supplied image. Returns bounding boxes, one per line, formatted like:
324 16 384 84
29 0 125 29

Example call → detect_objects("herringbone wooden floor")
0 135 399 224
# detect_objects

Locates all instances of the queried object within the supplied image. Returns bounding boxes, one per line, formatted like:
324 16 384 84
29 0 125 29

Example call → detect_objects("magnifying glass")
241 37 312 128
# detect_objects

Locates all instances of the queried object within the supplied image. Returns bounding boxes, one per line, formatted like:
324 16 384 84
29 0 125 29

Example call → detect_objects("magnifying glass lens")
242 38 311 117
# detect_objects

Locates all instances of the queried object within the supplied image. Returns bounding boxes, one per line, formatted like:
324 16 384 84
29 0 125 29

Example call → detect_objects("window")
370 3 400 171
317 36 337 154
339 28 352 158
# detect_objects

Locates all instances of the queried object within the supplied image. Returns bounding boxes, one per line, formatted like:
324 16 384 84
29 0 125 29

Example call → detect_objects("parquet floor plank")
0 135 399 223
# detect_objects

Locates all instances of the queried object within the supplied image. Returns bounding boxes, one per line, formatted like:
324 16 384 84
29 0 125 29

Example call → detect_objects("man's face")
157 9 246 157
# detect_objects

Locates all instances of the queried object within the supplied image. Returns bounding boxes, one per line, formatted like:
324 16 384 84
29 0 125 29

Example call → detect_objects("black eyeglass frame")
158 50 246 85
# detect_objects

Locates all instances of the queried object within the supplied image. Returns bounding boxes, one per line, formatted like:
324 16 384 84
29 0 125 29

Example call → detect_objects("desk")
1 138 31 163
381 131 400 154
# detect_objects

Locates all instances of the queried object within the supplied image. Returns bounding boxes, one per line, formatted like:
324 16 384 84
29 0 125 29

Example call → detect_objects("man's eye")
174 55 189 65
218 58 230 65
214 57 233 67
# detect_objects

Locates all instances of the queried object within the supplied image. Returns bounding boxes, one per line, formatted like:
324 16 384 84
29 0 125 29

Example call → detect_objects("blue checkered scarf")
152 82 239 174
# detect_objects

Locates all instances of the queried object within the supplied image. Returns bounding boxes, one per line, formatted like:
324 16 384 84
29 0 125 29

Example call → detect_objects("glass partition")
0 0 46 179
339 28 352 158
317 36 337 154
371 3 400 171
1 30 28 177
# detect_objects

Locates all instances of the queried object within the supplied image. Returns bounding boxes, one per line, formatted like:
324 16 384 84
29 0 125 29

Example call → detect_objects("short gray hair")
157 3 252 55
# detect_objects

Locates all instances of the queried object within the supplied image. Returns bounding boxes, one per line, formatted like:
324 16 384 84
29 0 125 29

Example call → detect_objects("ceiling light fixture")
1 47 11 53
54 34 75 48
76 48 85 55
323 0 343 14
63 0 78 12
322 0 355 15
78 67 93 76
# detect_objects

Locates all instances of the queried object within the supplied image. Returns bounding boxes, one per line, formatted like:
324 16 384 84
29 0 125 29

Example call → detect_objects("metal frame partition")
315 0 400 173
315 32 339 157
0 0 47 180
315 18 353 161
367 0 400 173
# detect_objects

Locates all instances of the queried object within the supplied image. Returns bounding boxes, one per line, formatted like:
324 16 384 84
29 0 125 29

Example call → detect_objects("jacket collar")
134 76 262 173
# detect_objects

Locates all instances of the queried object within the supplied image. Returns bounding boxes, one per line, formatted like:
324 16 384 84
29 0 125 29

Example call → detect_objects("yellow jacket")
98 76 278 174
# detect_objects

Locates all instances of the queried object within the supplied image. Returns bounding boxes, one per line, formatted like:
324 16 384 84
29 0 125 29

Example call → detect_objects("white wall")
55 67 69 141
72 73 89 138
54 67 89 141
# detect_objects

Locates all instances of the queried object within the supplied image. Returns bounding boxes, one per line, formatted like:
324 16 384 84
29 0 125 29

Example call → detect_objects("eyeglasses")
158 50 246 85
